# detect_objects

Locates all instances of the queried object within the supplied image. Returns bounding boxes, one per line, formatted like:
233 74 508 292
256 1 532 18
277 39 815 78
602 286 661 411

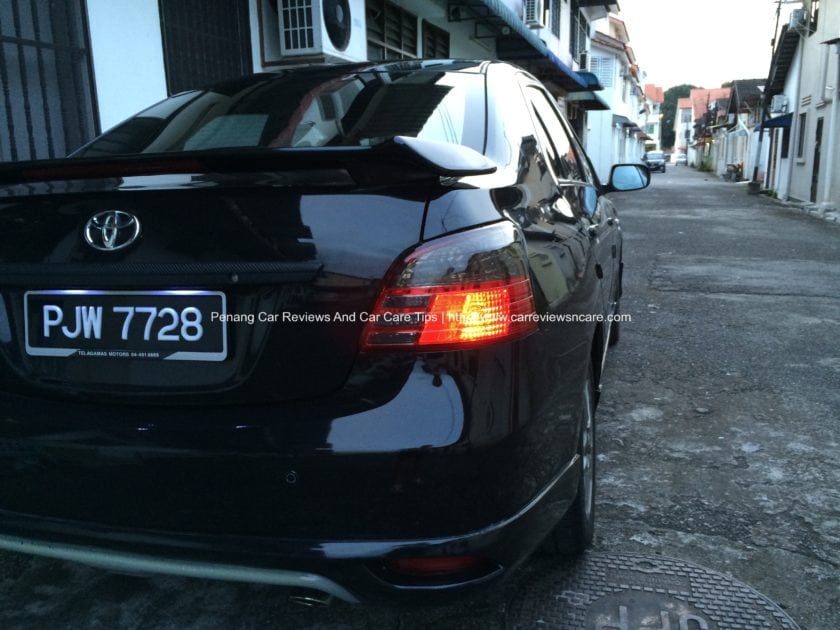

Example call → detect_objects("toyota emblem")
83 210 141 251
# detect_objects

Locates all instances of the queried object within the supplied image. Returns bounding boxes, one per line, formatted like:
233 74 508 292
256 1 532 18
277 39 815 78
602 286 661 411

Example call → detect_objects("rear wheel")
541 367 595 556
608 313 620 346
609 265 622 347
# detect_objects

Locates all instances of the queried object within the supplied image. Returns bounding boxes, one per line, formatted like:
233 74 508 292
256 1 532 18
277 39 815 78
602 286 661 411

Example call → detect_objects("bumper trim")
0 533 359 603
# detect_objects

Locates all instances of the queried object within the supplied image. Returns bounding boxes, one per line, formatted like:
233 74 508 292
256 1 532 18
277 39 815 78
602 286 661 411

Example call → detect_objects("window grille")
0 0 98 161
796 112 806 158
550 0 561 37
589 56 613 87
366 0 417 60
159 0 252 95
280 0 315 50
568 0 588 60
422 21 448 58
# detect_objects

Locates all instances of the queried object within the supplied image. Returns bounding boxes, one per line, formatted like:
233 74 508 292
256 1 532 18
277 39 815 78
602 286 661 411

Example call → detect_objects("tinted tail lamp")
361 222 538 351
377 554 502 587
385 555 485 577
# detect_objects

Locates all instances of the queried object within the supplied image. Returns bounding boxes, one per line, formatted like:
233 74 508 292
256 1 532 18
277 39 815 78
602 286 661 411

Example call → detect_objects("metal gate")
159 0 252 95
0 0 99 162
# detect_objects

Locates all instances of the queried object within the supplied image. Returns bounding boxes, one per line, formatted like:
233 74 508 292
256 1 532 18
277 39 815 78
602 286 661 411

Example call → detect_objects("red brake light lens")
361 223 538 351
383 555 486 577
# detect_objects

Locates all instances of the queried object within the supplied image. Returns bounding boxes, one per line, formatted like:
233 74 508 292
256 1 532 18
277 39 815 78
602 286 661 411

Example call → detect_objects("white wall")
786 0 840 204
586 39 625 180
586 109 614 181
772 44 802 200
397 0 495 58
86 0 168 132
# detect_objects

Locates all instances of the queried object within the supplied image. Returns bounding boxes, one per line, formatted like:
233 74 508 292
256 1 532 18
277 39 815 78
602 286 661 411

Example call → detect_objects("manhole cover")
508 553 799 629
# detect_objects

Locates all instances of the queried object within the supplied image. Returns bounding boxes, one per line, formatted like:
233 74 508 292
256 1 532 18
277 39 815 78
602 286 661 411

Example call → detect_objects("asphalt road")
1 166 838 628
593 166 840 629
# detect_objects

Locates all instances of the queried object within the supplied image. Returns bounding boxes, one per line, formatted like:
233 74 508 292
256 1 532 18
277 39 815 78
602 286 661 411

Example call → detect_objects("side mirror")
605 164 650 193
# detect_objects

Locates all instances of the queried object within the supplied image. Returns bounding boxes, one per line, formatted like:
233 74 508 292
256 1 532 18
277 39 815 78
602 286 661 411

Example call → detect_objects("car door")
560 105 623 315
520 82 616 324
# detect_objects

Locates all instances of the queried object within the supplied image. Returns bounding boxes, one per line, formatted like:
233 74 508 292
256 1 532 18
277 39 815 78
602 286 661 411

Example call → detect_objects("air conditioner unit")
789 8 808 34
523 0 545 29
770 94 788 113
261 0 367 63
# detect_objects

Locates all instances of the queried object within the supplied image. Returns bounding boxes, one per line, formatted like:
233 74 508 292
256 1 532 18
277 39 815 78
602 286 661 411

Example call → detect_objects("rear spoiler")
0 136 497 185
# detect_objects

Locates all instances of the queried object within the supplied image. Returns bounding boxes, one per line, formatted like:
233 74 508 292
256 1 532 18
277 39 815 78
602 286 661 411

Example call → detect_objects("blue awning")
565 90 610 110
470 0 589 92
760 113 792 129
475 0 550 55
576 71 604 91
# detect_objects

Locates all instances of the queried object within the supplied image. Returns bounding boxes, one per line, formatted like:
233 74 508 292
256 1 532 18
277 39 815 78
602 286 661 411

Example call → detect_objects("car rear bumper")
0 341 589 602
0 531 360 602
0 454 578 603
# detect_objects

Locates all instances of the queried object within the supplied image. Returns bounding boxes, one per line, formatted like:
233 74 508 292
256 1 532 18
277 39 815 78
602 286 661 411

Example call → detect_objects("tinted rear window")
75 69 486 158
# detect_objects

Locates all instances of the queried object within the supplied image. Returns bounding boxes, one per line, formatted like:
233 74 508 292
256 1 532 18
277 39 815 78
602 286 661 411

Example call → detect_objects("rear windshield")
647 151 664 159
75 69 486 158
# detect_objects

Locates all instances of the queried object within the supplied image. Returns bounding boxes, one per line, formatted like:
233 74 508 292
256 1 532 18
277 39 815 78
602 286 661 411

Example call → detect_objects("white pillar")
820 42 840 210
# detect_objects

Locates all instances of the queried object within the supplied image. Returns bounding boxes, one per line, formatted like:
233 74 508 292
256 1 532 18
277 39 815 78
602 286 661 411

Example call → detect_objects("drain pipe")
819 37 840 210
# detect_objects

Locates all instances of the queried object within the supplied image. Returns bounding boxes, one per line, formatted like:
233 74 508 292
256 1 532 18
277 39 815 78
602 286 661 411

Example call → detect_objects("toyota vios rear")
0 61 648 603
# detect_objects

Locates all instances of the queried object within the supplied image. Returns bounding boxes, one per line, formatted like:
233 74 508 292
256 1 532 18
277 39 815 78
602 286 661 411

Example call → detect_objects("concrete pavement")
593 164 840 629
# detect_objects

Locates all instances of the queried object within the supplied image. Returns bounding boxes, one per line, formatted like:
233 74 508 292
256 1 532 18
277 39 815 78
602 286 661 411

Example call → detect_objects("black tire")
609 264 622 347
608 315 620 346
540 366 596 556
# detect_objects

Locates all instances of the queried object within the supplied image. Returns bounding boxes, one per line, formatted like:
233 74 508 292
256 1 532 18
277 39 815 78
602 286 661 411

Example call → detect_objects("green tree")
660 83 696 150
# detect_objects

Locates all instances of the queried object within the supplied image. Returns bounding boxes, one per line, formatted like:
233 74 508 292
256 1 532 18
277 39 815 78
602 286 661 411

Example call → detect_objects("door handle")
607 217 619 226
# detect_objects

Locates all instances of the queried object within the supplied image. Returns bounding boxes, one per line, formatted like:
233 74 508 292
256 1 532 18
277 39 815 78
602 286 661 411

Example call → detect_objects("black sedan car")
0 60 648 604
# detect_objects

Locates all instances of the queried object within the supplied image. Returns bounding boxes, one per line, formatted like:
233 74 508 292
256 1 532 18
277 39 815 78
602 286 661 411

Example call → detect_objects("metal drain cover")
508 553 799 629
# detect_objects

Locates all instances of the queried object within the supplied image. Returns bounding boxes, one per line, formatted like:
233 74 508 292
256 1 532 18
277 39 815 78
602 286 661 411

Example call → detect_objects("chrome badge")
83 210 141 251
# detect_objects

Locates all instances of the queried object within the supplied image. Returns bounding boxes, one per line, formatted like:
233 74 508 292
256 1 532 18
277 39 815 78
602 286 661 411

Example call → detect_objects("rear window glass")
75 70 485 157
647 151 664 159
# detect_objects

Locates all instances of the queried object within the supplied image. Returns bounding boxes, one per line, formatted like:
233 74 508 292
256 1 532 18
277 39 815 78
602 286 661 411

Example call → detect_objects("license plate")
24 290 227 361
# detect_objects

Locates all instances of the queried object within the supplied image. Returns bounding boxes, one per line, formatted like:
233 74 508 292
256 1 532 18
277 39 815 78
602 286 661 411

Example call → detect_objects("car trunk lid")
0 141 496 404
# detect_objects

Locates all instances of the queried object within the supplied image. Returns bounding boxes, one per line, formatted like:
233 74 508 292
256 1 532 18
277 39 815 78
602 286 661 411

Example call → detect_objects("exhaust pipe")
287 588 333 608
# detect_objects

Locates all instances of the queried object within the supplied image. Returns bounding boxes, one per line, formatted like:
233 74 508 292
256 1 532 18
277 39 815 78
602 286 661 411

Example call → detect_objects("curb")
768 197 840 224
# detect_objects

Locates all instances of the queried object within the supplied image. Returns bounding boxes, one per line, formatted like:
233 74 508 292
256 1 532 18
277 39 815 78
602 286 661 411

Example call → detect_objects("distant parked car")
675 153 688 165
642 150 666 173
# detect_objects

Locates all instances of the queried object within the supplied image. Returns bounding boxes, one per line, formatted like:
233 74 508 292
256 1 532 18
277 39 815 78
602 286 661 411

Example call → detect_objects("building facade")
762 0 839 208
0 0 620 164
585 15 647 182
642 84 664 151
674 97 693 162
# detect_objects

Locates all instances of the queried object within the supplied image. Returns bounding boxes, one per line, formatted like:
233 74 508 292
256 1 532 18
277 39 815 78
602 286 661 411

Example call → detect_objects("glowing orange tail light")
361 223 538 351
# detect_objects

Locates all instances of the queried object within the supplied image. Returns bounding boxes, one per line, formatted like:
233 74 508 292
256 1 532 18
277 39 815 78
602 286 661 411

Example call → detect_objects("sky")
613 0 799 90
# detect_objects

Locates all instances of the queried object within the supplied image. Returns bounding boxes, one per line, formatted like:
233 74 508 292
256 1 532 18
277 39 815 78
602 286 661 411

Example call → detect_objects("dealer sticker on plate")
24 290 227 361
